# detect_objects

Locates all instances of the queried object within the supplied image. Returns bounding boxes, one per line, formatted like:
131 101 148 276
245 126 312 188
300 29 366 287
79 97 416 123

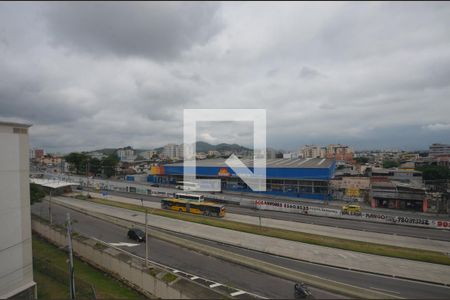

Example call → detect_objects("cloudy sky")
1 2 450 153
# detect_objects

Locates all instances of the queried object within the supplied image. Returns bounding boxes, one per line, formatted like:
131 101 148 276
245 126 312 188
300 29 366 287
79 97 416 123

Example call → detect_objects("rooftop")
166 158 335 169
30 178 79 189
0 120 32 128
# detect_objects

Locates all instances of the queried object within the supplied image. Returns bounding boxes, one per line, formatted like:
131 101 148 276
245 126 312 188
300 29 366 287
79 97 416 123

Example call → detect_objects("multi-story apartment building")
301 145 324 158
140 150 158 160
29 148 44 160
207 150 221 157
162 143 184 160
429 143 450 158
326 144 353 161
86 151 106 160
0 121 36 299
117 146 136 162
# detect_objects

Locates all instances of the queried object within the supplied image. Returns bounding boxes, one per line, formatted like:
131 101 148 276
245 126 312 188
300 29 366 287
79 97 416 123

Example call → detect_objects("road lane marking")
108 242 140 247
369 287 401 295
209 283 222 288
230 290 246 297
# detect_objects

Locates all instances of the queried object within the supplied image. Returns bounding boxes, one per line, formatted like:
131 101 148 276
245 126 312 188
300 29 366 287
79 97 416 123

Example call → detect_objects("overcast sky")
1 2 450 153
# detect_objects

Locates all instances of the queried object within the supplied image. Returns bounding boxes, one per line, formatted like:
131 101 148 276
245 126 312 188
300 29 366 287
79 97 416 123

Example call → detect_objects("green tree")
101 154 120 178
355 157 369 164
30 183 46 204
89 158 102 175
417 165 450 181
65 152 89 174
382 160 399 169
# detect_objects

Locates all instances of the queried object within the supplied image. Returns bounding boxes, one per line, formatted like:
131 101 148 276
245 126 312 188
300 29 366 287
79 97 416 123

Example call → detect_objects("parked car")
127 228 146 242
151 184 160 187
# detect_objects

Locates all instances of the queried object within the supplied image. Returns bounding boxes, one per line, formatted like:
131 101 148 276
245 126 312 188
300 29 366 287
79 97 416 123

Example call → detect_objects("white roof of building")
30 178 79 189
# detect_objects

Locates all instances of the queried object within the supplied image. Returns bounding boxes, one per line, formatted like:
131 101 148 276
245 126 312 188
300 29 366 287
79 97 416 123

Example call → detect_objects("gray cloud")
0 2 449 153
43 2 223 60
299 66 324 79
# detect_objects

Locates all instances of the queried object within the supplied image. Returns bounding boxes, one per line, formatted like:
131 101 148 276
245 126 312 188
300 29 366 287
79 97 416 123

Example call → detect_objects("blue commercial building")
148 158 336 200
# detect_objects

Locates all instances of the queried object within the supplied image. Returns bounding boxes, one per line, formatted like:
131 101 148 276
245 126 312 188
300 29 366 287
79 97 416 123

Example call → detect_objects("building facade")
117 146 136 162
148 158 336 200
301 145 324 158
162 143 184 160
0 121 36 299
429 143 450 158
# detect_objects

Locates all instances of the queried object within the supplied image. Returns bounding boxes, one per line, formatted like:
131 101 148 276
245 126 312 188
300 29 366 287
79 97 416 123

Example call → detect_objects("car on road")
151 184 160 187
341 204 361 215
127 228 146 242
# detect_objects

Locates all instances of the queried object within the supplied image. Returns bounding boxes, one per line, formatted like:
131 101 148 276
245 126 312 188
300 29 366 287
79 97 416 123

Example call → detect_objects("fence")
33 257 96 299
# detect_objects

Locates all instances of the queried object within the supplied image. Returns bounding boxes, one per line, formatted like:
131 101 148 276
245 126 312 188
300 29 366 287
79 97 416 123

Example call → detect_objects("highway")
32 202 342 299
95 189 450 241
31 201 450 299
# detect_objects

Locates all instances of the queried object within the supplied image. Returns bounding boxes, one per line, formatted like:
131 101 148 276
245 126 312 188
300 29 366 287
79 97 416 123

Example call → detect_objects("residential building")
283 152 298 159
325 144 353 161
266 148 277 159
0 121 36 298
117 146 136 162
196 152 207 160
86 151 106 160
207 150 221 157
162 143 183 160
140 150 158 160
301 145 324 158
429 143 450 158
38 155 63 167
29 148 44 160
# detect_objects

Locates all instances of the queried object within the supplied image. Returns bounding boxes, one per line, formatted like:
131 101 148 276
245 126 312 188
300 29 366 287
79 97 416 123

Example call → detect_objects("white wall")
0 123 35 298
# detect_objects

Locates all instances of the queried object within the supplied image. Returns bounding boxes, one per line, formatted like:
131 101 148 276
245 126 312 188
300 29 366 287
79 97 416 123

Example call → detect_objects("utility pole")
145 209 149 267
86 161 90 197
49 190 53 225
66 213 76 299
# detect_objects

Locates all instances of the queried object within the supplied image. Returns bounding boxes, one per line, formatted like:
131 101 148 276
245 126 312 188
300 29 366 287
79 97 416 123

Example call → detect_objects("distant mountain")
91 142 251 155
196 141 251 153
93 148 117 155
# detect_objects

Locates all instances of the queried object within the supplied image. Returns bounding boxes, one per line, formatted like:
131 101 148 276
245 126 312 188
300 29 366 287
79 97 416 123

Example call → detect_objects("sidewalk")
54 196 450 285
85 192 450 253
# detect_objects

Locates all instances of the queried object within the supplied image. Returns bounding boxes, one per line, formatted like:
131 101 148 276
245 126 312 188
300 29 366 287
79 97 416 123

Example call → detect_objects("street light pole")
145 208 149 267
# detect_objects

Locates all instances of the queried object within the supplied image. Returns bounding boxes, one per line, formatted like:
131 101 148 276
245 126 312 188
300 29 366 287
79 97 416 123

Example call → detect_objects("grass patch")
33 234 147 299
74 194 89 200
147 268 160 277
73 196 450 266
161 272 177 283
34 268 69 299
94 242 108 250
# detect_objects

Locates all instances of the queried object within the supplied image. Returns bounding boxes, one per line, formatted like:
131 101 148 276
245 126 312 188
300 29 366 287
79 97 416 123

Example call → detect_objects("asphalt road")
32 202 342 299
32 202 450 299
96 189 450 241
